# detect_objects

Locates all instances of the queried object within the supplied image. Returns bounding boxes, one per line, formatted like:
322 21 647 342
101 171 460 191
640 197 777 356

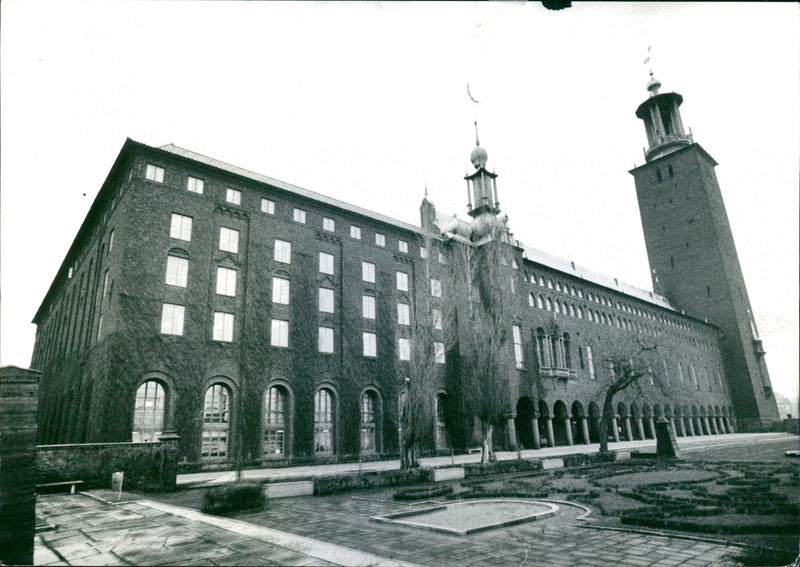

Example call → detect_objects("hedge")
202 482 265 515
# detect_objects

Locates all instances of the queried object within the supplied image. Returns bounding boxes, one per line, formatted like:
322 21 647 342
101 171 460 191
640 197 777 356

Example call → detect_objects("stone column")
709 416 718 435
506 417 518 450
531 419 541 449
610 417 620 443
564 418 573 446
717 416 727 434
545 418 555 448
696 417 705 435
686 417 695 436
580 418 590 445
623 417 633 442
635 417 645 441
648 417 656 439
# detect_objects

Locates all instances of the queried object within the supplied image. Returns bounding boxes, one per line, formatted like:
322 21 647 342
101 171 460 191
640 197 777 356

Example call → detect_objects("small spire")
424 185 429 199
474 120 480 147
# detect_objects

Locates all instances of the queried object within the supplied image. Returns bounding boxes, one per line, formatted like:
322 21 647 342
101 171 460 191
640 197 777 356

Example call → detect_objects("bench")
37 480 84 495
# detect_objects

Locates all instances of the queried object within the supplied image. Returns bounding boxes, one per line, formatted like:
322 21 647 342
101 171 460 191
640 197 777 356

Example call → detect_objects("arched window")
132 380 165 442
537 295 545 309
264 386 288 456
550 334 561 367
554 300 561 314
360 390 378 453
546 298 553 311
202 383 231 460
528 293 535 307
563 333 572 369
314 388 334 454
569 304 575 317
577 306 584 319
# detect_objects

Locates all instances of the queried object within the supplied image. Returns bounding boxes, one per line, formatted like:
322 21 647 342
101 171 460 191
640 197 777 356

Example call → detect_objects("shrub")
394 485 454 501
202 482 264 515
313 468 431 495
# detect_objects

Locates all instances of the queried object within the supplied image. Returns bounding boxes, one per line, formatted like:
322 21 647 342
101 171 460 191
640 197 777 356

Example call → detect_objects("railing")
539 367 577 380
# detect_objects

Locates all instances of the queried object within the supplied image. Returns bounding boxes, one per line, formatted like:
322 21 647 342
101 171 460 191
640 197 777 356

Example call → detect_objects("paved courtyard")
33 433 797 566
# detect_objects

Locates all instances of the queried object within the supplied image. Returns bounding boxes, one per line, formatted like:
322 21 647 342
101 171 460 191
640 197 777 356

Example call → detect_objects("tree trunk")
599 390 615 453
400 437 418 470
481 421 496 464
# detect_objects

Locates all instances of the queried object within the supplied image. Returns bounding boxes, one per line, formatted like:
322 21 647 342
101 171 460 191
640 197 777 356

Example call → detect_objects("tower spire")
635 75 693 162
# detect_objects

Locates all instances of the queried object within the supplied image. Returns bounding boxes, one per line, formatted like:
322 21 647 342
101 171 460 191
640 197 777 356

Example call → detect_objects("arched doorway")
537 400 552 447
588 402 601 442
553 400 570 446
571 401 587 444
515 397 535 449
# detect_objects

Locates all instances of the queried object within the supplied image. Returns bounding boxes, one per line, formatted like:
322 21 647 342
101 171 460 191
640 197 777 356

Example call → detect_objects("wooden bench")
37 480 84 495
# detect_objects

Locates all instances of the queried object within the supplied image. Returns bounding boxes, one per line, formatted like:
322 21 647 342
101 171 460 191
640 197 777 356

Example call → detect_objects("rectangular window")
398 240 408 253
213 312 234 342
166 256 189 287
513 324 524 369
323 217 335 232
398 338 411 361
375 233 385 247
431 279 442 297
319 252 335 275
271 319 289 347
226 188 241 205
318 327 334 353
293 208 306 223
510 277 516 294
586 346 596 380
160 303 184 336
261 198 275 214
432 308 442 330
97 314 104 341
170 214 192 241
350 225 361 239
439 252 447 264
219 227 239 253
319 287 334 313
187 176 204 194
397 303 410 326
434 342 445 364
103 270 110 297
273 239 291 264
363 332 377 357
420 246 427 259
215 267 237 296
396 271 408 291
362 261 375 283
146 164 164 183
272 277 290 305
108 229 115 252
362 295 375 319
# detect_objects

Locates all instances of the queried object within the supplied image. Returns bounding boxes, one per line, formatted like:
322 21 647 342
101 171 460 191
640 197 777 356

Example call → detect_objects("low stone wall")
38 434 179 492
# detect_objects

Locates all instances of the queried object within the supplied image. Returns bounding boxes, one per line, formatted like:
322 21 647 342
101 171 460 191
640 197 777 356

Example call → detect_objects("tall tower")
465 122 500 218
629 76 780 427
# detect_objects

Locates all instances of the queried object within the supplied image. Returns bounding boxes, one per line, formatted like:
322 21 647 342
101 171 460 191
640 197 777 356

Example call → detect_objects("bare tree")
445 214 515 464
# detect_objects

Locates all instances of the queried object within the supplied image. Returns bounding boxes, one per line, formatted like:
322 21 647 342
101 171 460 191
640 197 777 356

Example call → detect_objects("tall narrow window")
314 389 334 454
187 176 204 194
170 214 192 241
363 332 377 357
318 327 334 353
215 267 237 296
263 386 287 456
535 328 548 367
431 279 442 297
132 380 165 442
563 333 572 369
219 227 239 253
397 303 410 326
435 394 448 450
398 338 411 361
360 391 377 452
319 252 335 275
274 239 291 264
165 256 189 287
512 324 524 369
271 319 289 347
213 312 234 342
362 295 376 319
396 271 408 291
586 346 596 380
160 304 185 336
434 342 445 364
272 277 290 305
432 308 443 330
362 261 375 283
319 287 334 313
202 384 231 460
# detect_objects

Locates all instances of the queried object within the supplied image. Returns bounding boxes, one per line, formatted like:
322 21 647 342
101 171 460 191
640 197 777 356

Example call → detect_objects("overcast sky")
2 2 797 401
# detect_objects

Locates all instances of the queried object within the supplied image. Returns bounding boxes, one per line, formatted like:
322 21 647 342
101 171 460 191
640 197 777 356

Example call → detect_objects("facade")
31 80 779 465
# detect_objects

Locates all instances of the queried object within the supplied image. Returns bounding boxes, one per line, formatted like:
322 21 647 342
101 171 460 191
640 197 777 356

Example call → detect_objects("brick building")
31 80 779 465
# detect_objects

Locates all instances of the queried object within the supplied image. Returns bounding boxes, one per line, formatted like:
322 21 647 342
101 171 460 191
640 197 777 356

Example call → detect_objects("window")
577 306 584 319
586 346 596 380
435 394 448 450
363 332 377 357
213 312 234 342
537 295 545 309
432 308 442 330
398 338 411 361
362 295 376 319
318 327 334 353
319 287 334 313
272 277 290 305
536 328 549 367
97 314 104 341
528 293 535 307
146 164 164 183
170 214 192 241
274 239 291 264
314 389 334 454
261 198 275 214
132 380 165 442
360 391 377 452
397 303 410 326
375 233 386 247
563 333 572 369
219 227 239 253
103 270 110 298
187 176 204 194
323 217 335 232
362 261 375 283
398 240 408 253
510 277 516 294
554 300 560 314
546 298 553 311
264 386 287 456
431 279 442 297
396 271 408 291
226 188 241 205
271 319 289 347
108 229 115 252
350 225 361 239
160 303 185 336
420 246 427 259
438 252 447 265
165 256 189 287
689 364 698 389
513 324 524 369
434 342 445 364
215 267 237 296
319 252 335 275
202 384 231 460
293 208 306 223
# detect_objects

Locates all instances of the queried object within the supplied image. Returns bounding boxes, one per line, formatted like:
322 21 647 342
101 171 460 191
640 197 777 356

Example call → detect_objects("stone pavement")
178 432 793 487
